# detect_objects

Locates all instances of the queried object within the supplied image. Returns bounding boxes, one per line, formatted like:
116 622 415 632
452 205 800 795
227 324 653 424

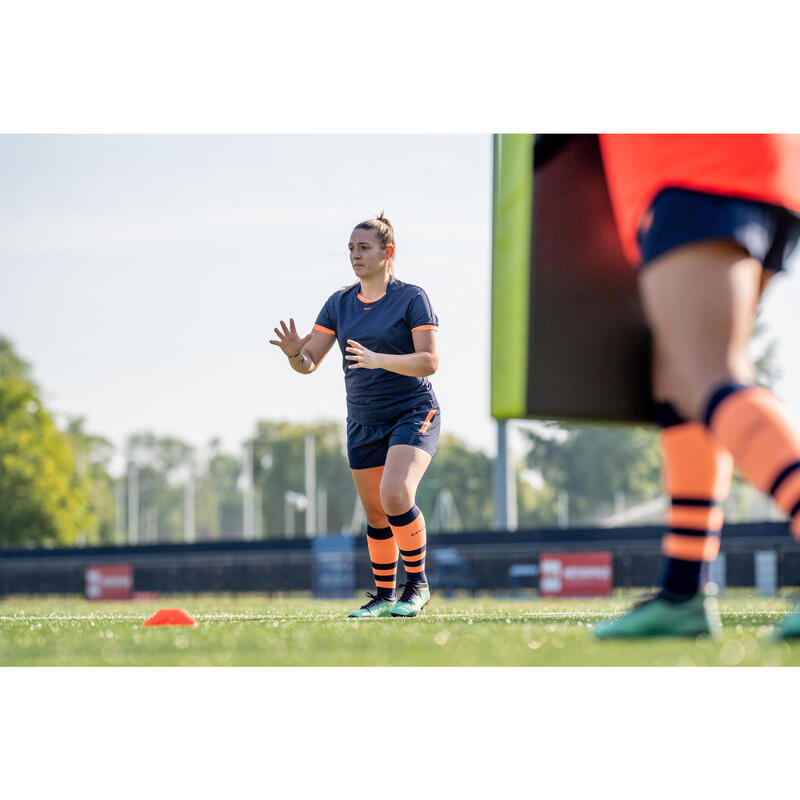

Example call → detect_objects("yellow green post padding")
491 133 533 419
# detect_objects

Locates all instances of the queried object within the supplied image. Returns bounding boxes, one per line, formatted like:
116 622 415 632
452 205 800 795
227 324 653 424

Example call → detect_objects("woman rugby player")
270 213 440 618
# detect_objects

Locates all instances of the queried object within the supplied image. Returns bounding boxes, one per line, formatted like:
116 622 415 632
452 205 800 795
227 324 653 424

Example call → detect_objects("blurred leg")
639 240 761 420
649 260 780 598
642 241 800 538
595 242 767 637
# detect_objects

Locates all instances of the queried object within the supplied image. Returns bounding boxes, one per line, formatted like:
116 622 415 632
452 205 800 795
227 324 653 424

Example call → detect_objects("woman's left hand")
345 340 382 370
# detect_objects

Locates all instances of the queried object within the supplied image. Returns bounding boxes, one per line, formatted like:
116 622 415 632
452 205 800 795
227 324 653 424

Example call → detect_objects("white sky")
0 135 497 458
3 133 800 468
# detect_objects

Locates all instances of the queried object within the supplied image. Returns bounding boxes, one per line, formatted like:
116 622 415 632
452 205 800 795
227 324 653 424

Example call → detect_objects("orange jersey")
598 134 800 264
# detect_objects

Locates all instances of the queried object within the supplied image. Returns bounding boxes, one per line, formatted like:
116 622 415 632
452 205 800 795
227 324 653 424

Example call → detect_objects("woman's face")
349 227 392 279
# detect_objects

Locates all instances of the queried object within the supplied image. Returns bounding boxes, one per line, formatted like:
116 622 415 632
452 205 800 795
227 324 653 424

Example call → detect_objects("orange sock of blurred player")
656 402 733 596
706 383 800 538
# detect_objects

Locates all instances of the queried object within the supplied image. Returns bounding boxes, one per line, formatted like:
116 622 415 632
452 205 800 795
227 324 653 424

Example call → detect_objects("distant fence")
2 522 800 595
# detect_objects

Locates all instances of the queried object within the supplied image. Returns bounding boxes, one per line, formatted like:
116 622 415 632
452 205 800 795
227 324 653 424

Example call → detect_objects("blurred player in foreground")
593 135 800 639
270 213 440 618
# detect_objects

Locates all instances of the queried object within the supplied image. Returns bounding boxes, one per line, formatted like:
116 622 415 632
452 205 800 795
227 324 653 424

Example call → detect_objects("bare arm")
269 319 336 375
344 329 438 377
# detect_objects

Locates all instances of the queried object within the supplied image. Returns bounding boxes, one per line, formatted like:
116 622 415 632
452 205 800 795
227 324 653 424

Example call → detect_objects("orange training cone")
143 608 199 626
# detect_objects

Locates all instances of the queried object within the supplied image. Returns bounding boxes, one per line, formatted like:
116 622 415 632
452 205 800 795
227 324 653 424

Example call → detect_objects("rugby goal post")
490 133 651 425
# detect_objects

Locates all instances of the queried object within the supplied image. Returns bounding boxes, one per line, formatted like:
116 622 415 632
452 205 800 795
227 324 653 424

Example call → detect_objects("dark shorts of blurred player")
599 133 800 268
637 187 800 274
346 405 441 470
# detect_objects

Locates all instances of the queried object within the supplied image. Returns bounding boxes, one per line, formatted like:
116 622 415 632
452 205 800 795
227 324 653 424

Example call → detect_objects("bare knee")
361 503 388 529
655 351 755 421
380 481 414 517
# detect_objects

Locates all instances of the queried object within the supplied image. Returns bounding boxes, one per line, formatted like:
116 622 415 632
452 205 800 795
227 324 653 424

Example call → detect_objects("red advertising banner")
539 552 613 597
85 565 134 600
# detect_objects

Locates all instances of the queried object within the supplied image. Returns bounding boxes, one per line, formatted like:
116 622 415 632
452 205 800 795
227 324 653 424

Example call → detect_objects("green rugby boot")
391 582 431 617
348 593 395 618
771 605 800 640
592 591 722 639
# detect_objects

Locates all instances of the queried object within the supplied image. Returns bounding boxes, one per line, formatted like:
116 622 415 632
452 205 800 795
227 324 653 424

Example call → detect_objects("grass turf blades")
2 591 800 666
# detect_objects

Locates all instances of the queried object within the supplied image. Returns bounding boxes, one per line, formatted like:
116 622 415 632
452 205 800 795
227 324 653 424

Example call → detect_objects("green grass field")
3 590 800 666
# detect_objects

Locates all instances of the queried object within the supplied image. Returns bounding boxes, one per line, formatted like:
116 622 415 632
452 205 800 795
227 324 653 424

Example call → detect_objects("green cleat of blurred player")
592 590 721 639
771 607 800 640
348 593 395 618
390 582 431 617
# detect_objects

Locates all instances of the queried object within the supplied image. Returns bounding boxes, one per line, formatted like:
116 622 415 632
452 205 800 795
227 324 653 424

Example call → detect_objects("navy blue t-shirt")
314 278 439 424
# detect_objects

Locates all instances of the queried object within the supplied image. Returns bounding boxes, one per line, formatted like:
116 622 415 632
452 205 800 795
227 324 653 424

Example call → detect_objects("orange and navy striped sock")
656 401 733 597
386 505 427 584
367 525 398 600
705 382 800 539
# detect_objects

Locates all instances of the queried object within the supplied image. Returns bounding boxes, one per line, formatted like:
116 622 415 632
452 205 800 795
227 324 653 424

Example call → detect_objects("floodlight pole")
242 440 255 540
494 419 517 531
285 496 294 538
317 488 327 536
114 482 126 545
284 491 308 539
304 434 316 536
127 459 139 545
184 465 196 543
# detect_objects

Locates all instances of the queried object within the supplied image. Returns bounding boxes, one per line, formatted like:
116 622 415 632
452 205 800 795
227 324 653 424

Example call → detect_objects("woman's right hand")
269 318 312 357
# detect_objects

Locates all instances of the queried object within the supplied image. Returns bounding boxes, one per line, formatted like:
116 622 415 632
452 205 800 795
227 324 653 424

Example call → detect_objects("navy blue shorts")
637 187 800 272
346 406 441 470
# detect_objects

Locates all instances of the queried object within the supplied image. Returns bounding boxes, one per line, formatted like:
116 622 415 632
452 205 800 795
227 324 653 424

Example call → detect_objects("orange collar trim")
357 291 387 303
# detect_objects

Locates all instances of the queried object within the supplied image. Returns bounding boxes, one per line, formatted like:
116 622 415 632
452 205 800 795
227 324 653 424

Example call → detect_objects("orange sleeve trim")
411 324 438 332
313 324 335 335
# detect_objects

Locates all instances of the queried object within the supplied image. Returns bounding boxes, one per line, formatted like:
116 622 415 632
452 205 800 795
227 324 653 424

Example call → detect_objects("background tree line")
0 326 781 548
